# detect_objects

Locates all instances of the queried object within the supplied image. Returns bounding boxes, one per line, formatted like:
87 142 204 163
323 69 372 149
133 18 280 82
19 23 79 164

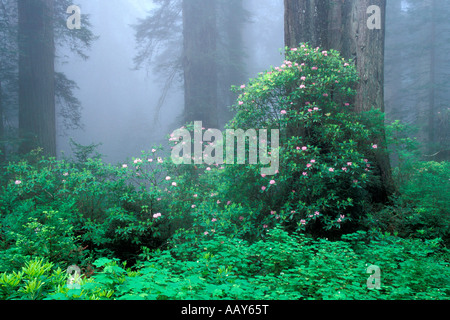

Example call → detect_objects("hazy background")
57 0 284 163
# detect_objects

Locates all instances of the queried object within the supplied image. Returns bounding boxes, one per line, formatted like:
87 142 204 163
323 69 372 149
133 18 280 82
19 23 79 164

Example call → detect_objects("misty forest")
0 0 449 301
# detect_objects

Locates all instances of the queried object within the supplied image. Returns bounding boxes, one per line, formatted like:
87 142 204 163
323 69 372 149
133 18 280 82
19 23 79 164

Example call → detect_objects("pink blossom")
191 205 196 209
261 186 266 191
204 231 209 235
291 48 298 51
323 93 329 97
263 224 268 229
312 67 318 70
300 219 306 225
152 148 156 153
345 103 350 106
172 182 177 186
308 109 313 112
122 164 128 168
240 84 246 89
165 176 171 180
193 194 198 198
301 76 306 81
314 211 320 216
238 101 244 105
15 180 22 185
281 110 287 115
153 213 162 219
342 167 348 171
270 211 276 215
306 164 312 168
212 218 217 222
329 168 335 172
299 85 306 89
347 162 352 166
269 180 276 185
372 144 378 149
302 172 308 176
302 146 307 151
296 146 301 150
239 216 244 221
311 159 316 163
261 173 266 178
313 107 319 111
217 200 221 204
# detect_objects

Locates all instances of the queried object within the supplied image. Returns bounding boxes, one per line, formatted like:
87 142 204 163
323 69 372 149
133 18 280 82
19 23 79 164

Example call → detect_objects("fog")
56 0 284 164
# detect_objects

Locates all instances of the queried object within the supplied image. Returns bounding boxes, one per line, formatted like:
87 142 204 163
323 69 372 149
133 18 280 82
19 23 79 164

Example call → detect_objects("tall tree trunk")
428 0 436 154
0 81 4 162
284 0 393 200
18 0 56 157
182 0 218 129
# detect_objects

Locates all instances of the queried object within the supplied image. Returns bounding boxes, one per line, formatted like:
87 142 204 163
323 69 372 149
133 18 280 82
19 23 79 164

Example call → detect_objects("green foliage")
2 228 447 300
0 42 448 301
211 44 385 236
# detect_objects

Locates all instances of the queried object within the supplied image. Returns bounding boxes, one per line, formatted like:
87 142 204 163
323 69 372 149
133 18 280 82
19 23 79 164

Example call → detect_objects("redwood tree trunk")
18 0 56 156
0 81 4 162
284 0 393 200
182 0 218 129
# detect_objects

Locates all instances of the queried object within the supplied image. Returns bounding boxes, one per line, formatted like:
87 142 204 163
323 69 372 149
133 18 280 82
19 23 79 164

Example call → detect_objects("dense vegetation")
0 45 448 300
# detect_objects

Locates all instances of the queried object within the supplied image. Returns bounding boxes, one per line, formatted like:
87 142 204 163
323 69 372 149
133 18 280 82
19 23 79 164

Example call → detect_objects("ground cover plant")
0 44 448 300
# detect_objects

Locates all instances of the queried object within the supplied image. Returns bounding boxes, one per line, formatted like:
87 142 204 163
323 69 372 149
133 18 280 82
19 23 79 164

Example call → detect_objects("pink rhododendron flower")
329 168 335 172
261 186 266 191
269 180 276 185
172 182 177 186
240 84 246 89
372 144 378 149
153 213 162 219
301 76 306 81
306 164 312 168
299 84 306 89
212 218 217 222
311 159 316 163
281 110 287 115
302 146 307 151
15 180 22 185
238 101 244 105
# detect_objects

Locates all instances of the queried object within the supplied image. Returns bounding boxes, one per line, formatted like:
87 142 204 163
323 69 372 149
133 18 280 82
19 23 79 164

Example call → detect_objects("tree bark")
18 0 56 157
182 0 218 129
0 81 4 162
284 0 393 200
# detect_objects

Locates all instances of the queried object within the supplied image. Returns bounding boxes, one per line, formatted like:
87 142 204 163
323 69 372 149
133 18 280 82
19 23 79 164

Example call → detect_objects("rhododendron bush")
213 44 384 237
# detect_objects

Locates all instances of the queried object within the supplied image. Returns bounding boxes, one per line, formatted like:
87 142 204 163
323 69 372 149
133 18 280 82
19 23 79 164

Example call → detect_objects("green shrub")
192 44 388 237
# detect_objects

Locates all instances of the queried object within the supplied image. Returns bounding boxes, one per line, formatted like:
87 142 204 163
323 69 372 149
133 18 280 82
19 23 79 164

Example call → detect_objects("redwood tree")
18 0 56 156
284 0 393 200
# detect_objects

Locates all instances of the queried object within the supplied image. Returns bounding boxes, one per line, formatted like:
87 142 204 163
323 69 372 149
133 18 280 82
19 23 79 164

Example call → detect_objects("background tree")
385 0 450 161
134 0 249 129
18 0 56 156
2 0 95 158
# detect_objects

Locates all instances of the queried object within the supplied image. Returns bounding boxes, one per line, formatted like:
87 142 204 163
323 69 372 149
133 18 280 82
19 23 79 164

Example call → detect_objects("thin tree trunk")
18 0 56 157
182 0 218 129
428 0 436 154
0 81 5 162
